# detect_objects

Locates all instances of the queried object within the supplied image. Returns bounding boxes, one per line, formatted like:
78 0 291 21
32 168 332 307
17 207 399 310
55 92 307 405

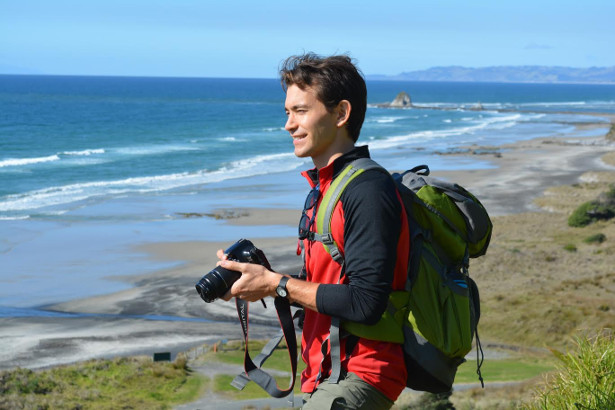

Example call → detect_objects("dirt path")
175 360 301 410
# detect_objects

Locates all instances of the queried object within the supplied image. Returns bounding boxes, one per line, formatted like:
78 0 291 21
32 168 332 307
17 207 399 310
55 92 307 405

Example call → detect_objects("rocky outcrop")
390 91 412 107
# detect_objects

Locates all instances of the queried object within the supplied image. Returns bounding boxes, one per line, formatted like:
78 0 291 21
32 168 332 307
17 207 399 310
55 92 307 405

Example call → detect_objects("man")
217 53 409 409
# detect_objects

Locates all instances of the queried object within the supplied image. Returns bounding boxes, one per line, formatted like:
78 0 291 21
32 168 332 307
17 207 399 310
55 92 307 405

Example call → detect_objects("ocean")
1 75 614 312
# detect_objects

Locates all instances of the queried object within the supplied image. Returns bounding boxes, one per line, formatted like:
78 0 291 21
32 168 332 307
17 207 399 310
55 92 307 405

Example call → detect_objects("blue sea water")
1 75 614 311
2 76 614 221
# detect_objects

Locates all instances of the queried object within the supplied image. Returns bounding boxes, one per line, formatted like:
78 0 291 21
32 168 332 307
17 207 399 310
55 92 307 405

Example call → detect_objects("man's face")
284 84 339 164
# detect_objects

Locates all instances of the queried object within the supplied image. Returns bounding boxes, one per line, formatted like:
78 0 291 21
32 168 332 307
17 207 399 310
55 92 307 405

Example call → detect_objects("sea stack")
390 91 412 107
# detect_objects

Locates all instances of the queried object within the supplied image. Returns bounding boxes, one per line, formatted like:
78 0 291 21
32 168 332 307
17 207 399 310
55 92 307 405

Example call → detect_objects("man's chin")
294 148 310 158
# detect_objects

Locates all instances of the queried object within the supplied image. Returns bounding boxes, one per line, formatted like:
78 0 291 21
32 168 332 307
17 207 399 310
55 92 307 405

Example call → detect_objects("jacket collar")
302 145 371 187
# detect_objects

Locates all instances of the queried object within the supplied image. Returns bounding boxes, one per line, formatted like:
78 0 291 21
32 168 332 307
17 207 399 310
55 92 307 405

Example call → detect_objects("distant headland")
367 65 615 84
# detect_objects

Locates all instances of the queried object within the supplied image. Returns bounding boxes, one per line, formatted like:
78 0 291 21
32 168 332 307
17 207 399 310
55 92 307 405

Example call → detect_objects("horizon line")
2 64 615 80
2 72 614 86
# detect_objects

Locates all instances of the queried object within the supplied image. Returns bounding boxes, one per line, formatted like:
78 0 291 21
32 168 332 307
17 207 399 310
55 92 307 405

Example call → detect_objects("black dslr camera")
195 239 271 303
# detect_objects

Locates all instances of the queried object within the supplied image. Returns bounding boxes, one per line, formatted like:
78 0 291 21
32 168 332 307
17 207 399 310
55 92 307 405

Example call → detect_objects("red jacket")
299 146 409 401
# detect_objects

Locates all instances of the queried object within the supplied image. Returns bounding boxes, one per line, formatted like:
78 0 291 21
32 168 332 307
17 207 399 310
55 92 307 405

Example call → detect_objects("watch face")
276 277 289 298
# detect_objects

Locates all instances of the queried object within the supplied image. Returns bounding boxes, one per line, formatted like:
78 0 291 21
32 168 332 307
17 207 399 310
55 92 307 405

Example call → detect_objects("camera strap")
231 295 298 398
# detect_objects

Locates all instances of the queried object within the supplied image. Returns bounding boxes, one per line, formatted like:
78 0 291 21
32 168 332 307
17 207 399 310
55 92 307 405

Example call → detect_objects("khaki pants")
302 372 394 410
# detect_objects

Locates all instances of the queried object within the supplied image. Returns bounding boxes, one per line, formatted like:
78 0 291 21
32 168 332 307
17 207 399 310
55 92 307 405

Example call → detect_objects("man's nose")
285 114 296 133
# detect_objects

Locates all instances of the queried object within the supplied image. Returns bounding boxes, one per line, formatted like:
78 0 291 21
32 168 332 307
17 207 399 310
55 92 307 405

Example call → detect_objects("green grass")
0 355 206 409
208 340 555 395
584 233 607 244
201 340 304 400
523 330 615 409
455 357 555 384
204 340 305 374
213 374 302 400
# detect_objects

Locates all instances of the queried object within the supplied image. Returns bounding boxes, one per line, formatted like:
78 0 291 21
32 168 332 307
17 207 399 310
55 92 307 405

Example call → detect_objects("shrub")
173 354 188 370
568 200 615 227
563 244 577 252
583 233 606 244
569 201 598 227
523 330 615 409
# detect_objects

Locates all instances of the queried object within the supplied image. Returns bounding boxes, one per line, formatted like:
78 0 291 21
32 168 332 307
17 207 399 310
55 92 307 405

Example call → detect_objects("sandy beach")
1 114 614 372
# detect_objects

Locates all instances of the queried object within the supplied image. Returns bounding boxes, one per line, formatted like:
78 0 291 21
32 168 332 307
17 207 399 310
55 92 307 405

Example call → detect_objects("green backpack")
315 157 491 393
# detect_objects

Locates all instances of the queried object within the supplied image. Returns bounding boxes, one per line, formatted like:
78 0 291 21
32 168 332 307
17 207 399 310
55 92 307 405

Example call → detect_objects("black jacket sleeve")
315 169 401 324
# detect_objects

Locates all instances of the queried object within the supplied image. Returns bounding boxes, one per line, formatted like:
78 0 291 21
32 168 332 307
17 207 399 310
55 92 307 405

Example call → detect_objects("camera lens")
195 266 242 303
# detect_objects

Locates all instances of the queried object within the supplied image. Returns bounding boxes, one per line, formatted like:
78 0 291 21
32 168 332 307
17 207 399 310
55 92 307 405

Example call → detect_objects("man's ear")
336 100 351 128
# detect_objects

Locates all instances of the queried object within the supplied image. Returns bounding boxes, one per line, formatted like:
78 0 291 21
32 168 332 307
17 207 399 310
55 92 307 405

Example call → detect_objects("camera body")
195 239 271 303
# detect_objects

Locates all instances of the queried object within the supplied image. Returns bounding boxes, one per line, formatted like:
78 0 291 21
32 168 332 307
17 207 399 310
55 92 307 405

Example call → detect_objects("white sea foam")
0 215 30 220
0 151 301 214
0 155 60 168
520 101 588 108
369 116 406 124
114 144 199 156
61 148 105 156
367 112 525 150
0 150 107 170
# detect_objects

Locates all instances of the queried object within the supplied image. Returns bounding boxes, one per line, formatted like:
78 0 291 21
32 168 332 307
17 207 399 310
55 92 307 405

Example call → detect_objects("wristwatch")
275 276 290 299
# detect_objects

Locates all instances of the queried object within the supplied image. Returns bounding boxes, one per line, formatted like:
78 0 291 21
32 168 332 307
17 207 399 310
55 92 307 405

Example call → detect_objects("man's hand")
215 249 320 311
215 249 278 302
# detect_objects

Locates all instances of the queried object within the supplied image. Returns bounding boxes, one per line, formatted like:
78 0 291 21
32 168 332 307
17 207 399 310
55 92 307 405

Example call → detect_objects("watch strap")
276 276 290 298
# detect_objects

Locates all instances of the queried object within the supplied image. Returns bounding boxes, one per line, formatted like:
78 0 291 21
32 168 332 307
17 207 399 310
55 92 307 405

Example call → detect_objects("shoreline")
432 134 615 216
1 115 614 371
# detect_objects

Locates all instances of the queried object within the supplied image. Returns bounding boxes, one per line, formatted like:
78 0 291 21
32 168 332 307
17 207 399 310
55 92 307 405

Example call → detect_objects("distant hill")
368 66 615 84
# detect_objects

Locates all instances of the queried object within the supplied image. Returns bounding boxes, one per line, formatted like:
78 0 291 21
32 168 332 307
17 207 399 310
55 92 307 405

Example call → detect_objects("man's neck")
312 138 355 169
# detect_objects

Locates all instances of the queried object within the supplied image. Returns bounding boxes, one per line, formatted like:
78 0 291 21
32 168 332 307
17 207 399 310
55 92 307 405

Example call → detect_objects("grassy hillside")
0 355 206 409
473 165 615 349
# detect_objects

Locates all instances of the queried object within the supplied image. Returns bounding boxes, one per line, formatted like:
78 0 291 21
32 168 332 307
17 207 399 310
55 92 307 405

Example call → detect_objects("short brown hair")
280 53 367 143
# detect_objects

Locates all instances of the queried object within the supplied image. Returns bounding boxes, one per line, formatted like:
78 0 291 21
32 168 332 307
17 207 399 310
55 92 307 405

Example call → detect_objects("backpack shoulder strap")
314 157 387 265
310 157 393 385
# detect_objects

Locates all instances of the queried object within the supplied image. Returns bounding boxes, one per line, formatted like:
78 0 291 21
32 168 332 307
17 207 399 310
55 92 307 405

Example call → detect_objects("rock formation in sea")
390 91 412 107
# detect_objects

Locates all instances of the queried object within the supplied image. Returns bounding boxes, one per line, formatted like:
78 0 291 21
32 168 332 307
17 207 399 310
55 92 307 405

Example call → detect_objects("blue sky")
2 0 614 78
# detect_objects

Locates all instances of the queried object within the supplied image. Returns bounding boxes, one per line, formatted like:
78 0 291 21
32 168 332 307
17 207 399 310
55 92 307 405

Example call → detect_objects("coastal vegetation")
567 185 615 227
523 330 614 410
397 331 615 410
474 177 615 351
0 355 205 409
